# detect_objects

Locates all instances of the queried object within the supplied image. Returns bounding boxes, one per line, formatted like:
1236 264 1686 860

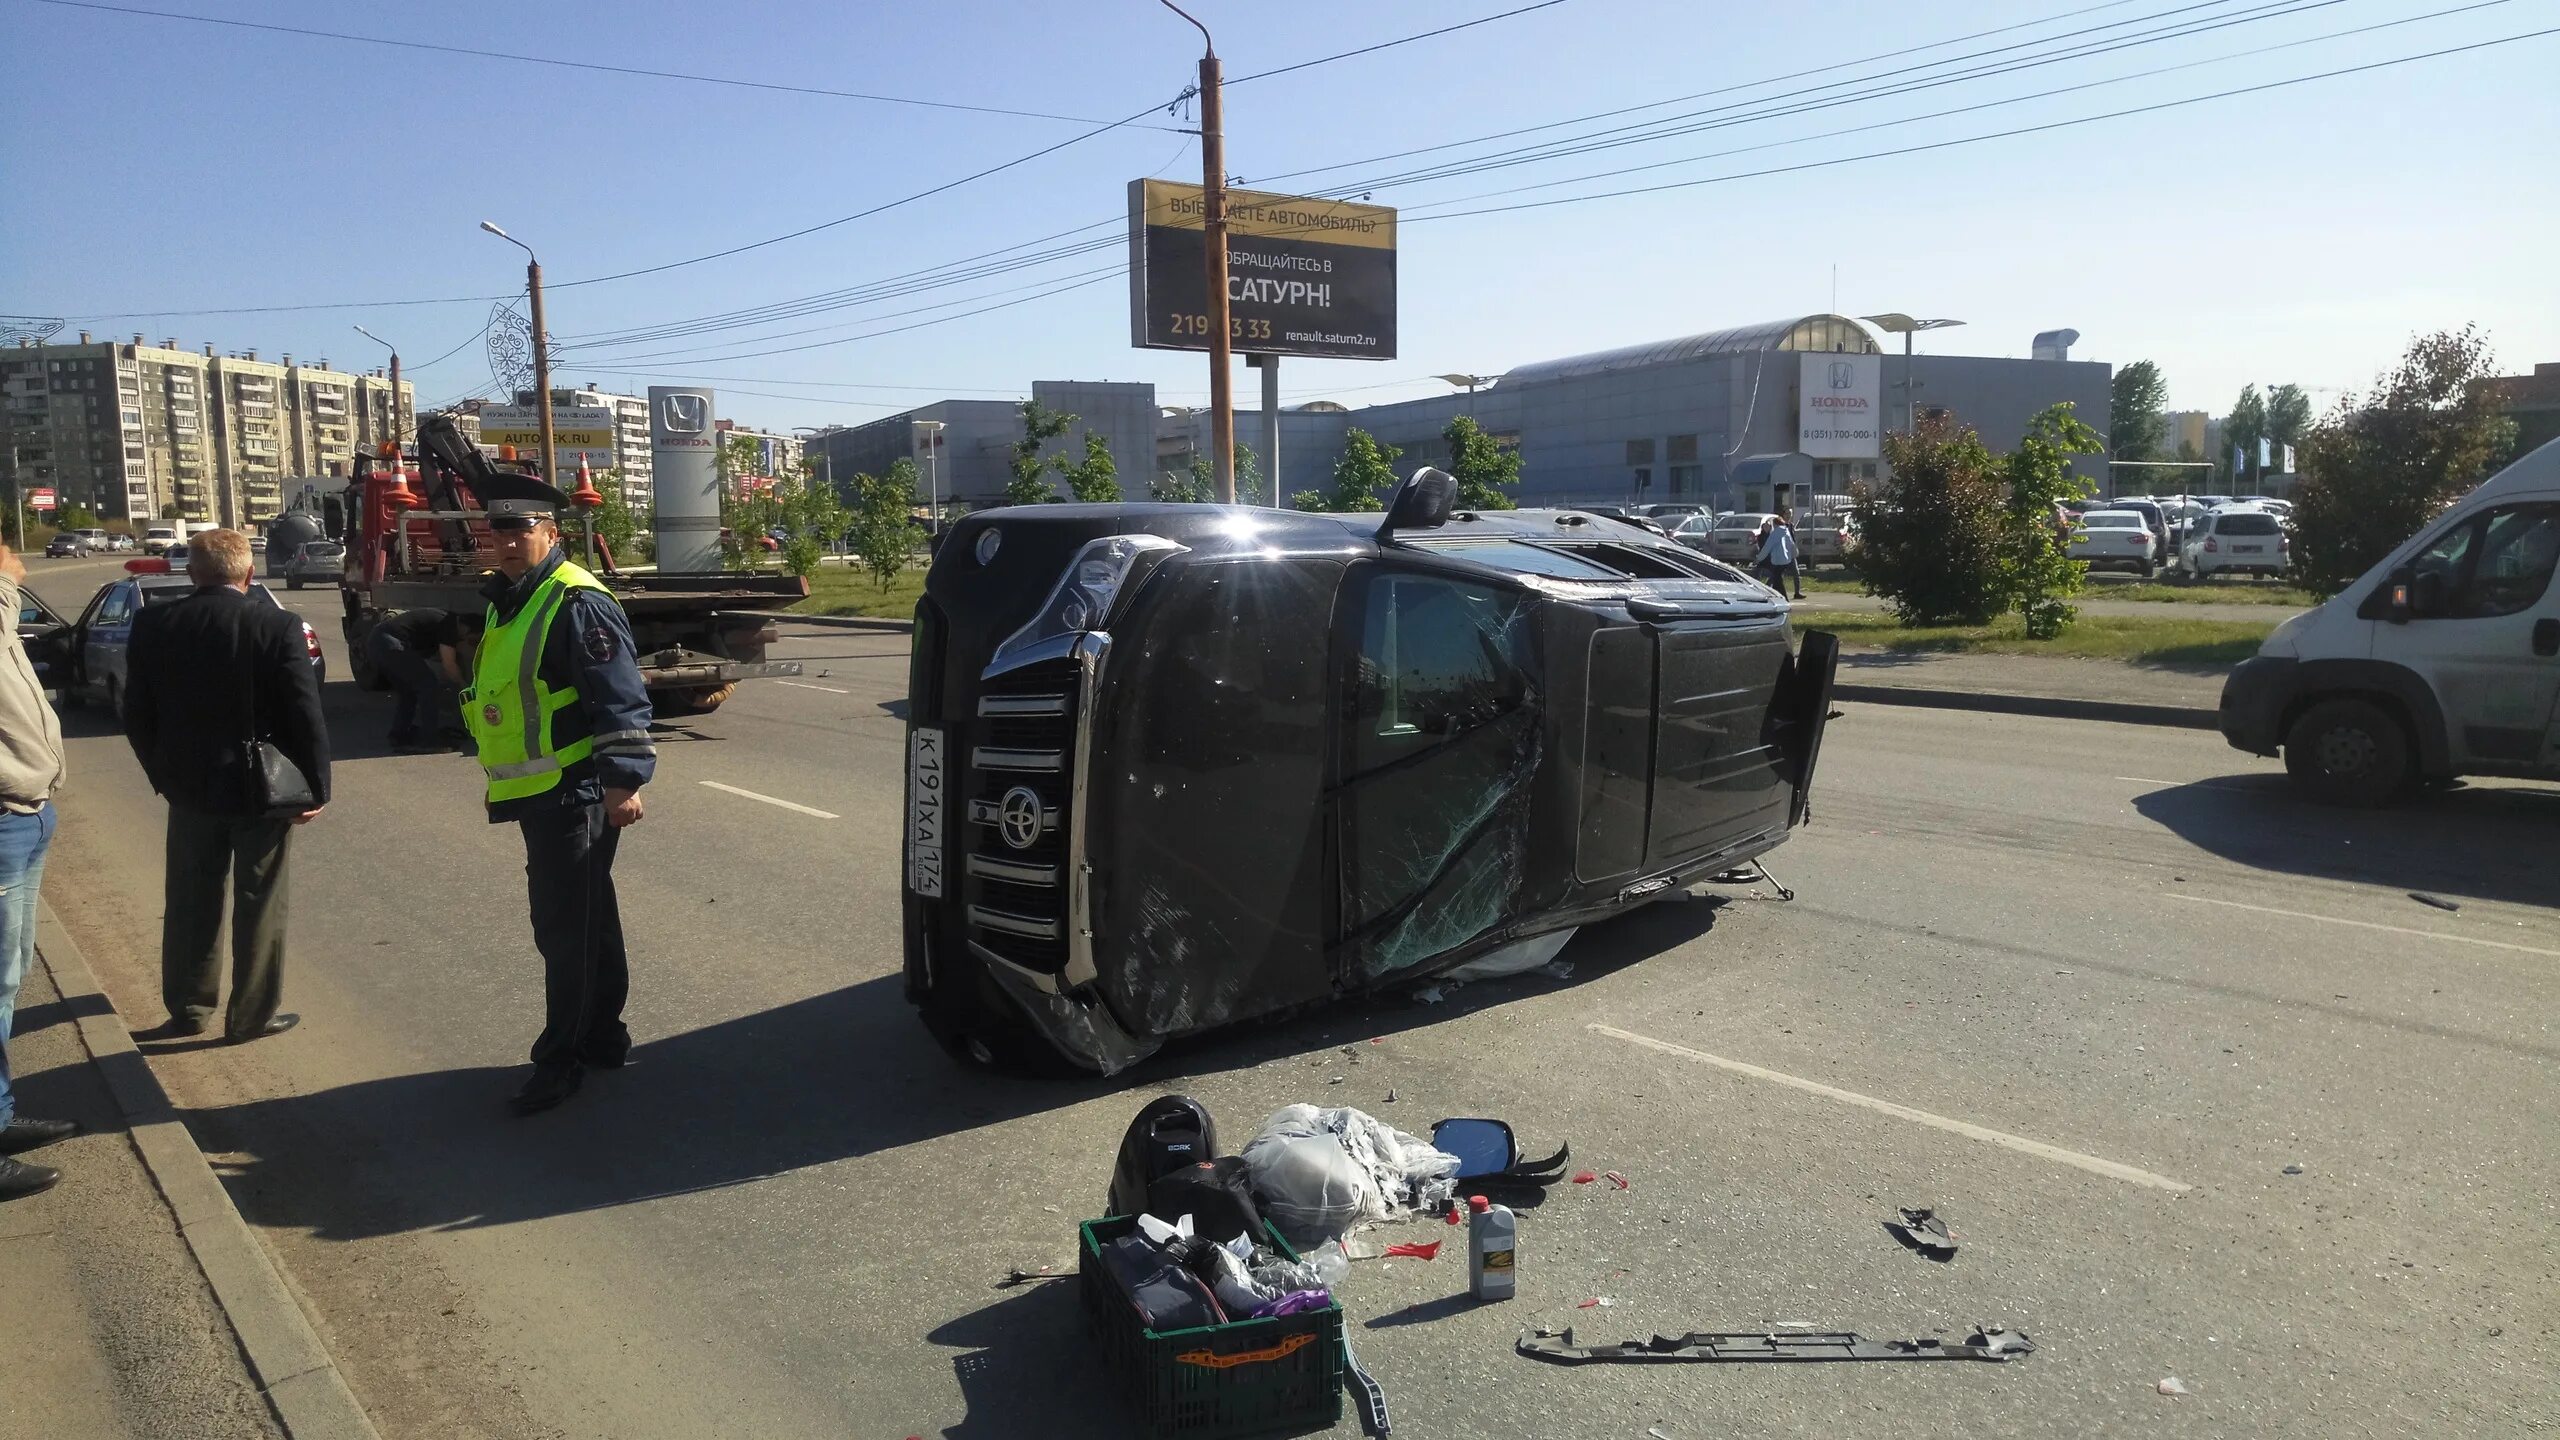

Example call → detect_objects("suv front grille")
964 658 1076 979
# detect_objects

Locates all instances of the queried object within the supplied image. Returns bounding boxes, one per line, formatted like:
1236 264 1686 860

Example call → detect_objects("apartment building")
0 332 411 525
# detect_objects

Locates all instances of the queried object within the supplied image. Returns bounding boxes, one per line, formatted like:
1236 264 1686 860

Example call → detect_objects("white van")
2219 439 2560 804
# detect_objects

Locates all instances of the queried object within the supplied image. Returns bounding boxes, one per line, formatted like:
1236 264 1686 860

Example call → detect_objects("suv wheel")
2284 698 2412 807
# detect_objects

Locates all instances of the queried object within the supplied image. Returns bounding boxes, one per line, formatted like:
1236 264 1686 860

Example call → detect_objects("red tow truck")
335 413 805 716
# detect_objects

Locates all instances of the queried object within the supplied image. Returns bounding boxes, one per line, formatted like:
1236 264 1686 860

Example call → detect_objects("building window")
1631 466 1654 493
1667 464 1702 494
1667 434 1698 464
1624 438 1656 466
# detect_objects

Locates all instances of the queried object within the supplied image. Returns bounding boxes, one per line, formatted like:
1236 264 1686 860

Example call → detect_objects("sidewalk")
1831 645 2226 729
0 950 279 1438
0 907 379 1440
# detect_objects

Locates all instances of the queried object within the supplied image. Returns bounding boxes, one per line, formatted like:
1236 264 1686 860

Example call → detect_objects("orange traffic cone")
376 443 422 510
569 460 604 510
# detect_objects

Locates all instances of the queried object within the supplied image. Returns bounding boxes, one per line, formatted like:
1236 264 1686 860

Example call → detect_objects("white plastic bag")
1241 1104 1461 1246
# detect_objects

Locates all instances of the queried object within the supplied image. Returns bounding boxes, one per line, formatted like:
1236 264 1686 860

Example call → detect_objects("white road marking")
696 781 840 820
1588 1023 2194 1193
2117 774 2263 794
774 680 850 694
2162 892 2560 959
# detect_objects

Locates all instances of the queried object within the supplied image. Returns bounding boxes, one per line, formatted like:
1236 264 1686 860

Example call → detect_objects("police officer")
465 492 655 1115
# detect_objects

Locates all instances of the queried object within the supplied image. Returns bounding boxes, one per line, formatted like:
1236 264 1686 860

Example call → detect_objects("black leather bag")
246 738 315 817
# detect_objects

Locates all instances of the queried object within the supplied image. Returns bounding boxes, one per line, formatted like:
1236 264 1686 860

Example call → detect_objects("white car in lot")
2182 506 2290 578
2069 509 2159 576
1701 512 1780 565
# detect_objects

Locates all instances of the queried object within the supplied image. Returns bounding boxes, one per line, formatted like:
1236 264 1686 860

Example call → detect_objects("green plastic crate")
1079 1215 1345 1439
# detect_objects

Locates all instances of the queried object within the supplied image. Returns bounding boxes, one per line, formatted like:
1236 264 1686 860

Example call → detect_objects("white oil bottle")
1468 1195 1517 1301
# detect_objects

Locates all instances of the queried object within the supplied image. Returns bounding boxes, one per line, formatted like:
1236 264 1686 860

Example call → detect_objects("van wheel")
2284 698 2412 807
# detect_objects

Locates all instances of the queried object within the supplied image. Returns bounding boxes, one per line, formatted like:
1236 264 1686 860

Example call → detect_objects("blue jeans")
0 803 59 1134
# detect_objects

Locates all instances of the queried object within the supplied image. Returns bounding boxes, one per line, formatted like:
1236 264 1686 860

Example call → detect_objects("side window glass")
1353 575 1531 774
2462 504 2560 618
95 586 135 627
2407 518 2476 618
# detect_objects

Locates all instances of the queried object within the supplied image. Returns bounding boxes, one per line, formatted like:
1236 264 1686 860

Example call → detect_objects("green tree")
1443 415 1521 510
1055 431 1121 503
2290 327 2516 597
714 432 779 569
1231 443 1262 505
1293 427 1401 512
1151 458 1215 503
848 458 923 592
1005 400 1074 506
590 467 641 563
1859 418 2009 624
54 502 100 530
2224 384 2268 484
2108 360 2168 463
2002 403 2103 638
783 457 852 578
2265 383 2314 466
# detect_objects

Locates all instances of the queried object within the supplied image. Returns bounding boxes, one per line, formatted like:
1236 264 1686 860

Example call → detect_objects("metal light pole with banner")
1859 314 1964 433
1129 179 1397 503
479 222 554 497
911 420 946 536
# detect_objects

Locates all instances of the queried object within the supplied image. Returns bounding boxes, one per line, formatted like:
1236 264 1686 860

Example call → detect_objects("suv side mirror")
1378 467 1458 538
2408 569 2448 619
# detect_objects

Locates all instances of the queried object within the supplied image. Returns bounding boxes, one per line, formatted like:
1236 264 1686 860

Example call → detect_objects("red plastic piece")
1572 1171 1598 1184
1384 1241 1441 1260
1604 1171 1631 1190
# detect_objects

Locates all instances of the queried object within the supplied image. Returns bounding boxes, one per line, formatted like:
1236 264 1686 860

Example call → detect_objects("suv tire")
2284 698 2412 807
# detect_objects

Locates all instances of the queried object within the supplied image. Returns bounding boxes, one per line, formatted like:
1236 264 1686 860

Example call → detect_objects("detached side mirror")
1432 1118 1519 1179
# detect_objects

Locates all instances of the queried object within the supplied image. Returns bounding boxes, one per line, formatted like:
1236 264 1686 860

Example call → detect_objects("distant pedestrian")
125 530 328 1046
0 540 77 1202
1757 509 1804 599
364 606 465 750
463 491 655 1116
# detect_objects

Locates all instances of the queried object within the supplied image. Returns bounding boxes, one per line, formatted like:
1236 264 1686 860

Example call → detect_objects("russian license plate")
907 727 946 898
2235 545 2263 553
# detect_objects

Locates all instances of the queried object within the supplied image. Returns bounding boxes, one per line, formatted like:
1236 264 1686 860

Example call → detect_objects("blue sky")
5 0 2554 435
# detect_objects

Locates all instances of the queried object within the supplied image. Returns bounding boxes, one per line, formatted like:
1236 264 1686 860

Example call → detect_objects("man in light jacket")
0 540 76 1201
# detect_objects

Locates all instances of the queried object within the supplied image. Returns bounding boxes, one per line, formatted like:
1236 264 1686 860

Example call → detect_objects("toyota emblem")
998 786 1046 850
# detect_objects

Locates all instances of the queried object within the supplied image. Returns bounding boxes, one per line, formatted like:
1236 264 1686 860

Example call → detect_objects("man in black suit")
124 529 329 1044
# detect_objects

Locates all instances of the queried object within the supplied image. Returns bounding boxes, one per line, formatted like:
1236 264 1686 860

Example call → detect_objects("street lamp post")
1858 314 1964 433
352 324 403 452
912 420 946 536
1437 373 1497 409
478 222 555 497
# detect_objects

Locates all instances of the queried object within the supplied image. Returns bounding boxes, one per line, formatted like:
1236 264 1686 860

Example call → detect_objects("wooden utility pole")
1165 2 1235 502
526 258 556 491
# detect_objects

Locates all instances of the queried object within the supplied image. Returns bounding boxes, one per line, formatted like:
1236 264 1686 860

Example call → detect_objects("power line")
1395 0 2522 213
1229 0 1572 83
1321 0 2348 196
22 0 1179 129
1397 24 2560 225
554 264 1124 366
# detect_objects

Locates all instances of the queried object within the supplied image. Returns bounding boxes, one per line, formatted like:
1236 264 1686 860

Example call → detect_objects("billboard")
1797 354 1881 459
26 488 56 510
475 404 618 473
1129 180 1396 360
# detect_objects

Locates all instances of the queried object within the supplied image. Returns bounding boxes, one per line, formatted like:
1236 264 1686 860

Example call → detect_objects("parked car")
2221 438 2560 804
284 539 345 590
1797 510 1858 565
1633 503 1705 523
2069 509 2158 576
1571 508 1672 537
75 528 110 550
36 563 325 717
14 586 67 688
44 533 88 558
1670 514 1714 552
107 531 138 551
1703 512 1781 565
2100 498 2173 565
2181 507 2290 578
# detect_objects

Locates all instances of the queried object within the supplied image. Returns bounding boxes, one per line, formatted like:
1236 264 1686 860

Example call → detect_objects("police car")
44 558 325 717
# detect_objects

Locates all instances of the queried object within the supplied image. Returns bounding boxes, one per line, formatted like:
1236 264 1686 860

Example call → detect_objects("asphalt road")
23 556 2558 1439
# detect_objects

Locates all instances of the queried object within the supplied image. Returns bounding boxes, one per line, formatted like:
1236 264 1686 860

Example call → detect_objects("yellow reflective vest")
466 559 610 804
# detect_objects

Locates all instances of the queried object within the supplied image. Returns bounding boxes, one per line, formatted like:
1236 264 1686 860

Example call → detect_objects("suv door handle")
2534 617 2560 657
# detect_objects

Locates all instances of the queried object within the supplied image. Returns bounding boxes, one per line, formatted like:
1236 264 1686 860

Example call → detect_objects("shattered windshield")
1403 538 1623 581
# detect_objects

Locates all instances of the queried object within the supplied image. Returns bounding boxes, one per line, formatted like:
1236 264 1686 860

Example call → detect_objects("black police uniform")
364 606 461 745
480 541 656 1078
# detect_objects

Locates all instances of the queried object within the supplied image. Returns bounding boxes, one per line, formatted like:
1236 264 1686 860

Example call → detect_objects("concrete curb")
34 899 382 1440
776 612 915 633
1834 681 2219 731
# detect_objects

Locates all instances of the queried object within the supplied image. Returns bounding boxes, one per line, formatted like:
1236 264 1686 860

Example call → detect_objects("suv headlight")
991 533 1183 666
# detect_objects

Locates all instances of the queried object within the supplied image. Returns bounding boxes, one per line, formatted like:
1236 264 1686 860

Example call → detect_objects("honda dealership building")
1160 312 2114 515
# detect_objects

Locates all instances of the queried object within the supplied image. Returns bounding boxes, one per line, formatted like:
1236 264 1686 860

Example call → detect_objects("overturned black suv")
903 472 1837 1074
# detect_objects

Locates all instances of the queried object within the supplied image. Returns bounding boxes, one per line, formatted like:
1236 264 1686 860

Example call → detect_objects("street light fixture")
351 324 404 448
482 219 570 556
1858 314 1964 432
912 420 947 537
1437 372 1498 399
